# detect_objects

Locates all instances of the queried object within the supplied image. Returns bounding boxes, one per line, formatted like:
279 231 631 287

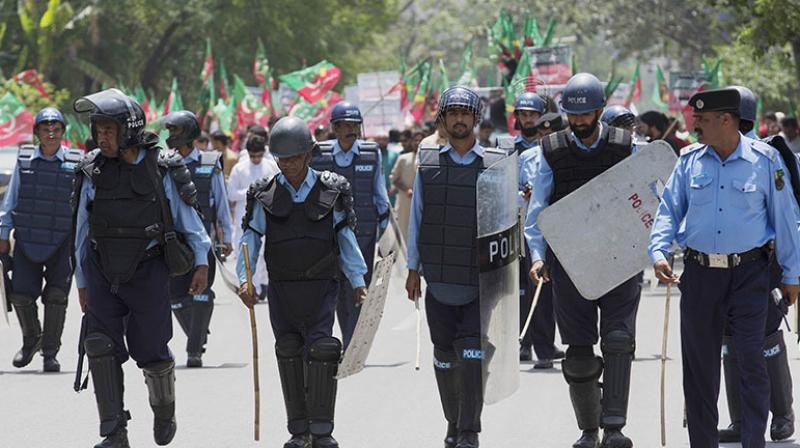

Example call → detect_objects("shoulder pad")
482 147 508 167
496 136 516 152
541 129 570 152
158 149 185 168
319 170 351 193
246 174 275 201
357 141 379 153
199 150 222 170
64 148 84 163
76 149 101 176
751 139 779 161
317 141 335 153
159 151 197 206
17 144 35 160
679 142 704 157
318 170 356 230
417 145 441 166
607 126 633 147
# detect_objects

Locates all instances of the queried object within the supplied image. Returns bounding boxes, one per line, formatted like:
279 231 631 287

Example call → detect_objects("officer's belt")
685 246 768 269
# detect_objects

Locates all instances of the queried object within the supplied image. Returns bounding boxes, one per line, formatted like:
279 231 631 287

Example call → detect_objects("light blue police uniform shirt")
74 149 212 289
183 148 233 244
332 139 391 230
236 169 367 288
648 133 800 285
0 145 67 239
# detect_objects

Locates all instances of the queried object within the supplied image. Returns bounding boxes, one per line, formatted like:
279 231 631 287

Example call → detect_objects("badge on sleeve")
775 169 785 191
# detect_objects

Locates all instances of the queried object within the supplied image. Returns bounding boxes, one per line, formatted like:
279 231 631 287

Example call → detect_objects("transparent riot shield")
476 153 520 404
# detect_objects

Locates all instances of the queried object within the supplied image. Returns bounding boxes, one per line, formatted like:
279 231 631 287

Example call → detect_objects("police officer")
526 73 639 448
534 112 565 139
600 106 636 134
237 116 367 448
73 89 211 447
311 102 390 349
649 88 800 448
163 110 233 368
405 86 509 448
0 107 81 372
715 85 796 443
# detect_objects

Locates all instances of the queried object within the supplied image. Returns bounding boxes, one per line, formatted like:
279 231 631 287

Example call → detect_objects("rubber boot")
308 337 341 448
10 294 41 368
143 360 177 445
434 348 459 448
719 335 742 443
765 330 794 441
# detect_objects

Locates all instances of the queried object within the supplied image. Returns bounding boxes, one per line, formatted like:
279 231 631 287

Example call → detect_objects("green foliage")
0 77 71 113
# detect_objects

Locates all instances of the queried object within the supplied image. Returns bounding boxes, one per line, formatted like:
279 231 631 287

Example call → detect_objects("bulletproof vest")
541 126 632 204
311 141 381 251
85 150 164 285
12 146 83 263
184 150 222 234
257 174 339 281
417 145 507 286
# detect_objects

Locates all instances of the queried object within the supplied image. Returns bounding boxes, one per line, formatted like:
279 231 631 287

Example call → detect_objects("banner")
357 71 403 137
527 46 573 85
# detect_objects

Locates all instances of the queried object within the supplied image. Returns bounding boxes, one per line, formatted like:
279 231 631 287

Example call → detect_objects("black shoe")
600 428 632 448
534 358 554 369
153 416 176 445
554 348 566 360
12 338 41 368
312 435 339 448
444 422 457 448
519 345 532 362
94 428 131 448
285 434 311 448
718 422 741 443
455 431 479 448
573 429 600 448
186 353 203 368
43 355 60 372
771 413 795 441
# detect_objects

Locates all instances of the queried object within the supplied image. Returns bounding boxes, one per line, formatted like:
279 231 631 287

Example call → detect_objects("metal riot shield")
0 258 8 324
337 251 397 379
215 250 242 294
477 153 520 404
537 140 677 300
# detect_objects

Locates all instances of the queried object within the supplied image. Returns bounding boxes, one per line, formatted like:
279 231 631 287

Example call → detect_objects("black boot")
455 431 479 448
186 299 214 368
143 360 177 445
573 429 600 448
307 337 341 448
434 348 459 448
41 288 67 372
765 330 795 441
276 335 309 442
599 331 634 448
519 344 532 362
454 338 483 441
562 348 603 448
10 294 41 368
85 333 130 448
718 335 742 443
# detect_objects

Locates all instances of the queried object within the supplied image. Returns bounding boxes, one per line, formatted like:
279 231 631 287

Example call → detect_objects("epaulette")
17 144 35 169
319 170 357 231
679 142 704 157
63 148 84 163
159 150 197 206
751 139 779 161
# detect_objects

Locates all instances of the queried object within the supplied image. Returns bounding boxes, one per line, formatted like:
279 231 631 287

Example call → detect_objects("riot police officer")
717 85 796 443
163 110 233 368
650 88 800 448
237 116 367 448
73 89 211 448
310 102 390 349
600 106 636 134
405 86 510 448
0 107 81 372
526 73 639 448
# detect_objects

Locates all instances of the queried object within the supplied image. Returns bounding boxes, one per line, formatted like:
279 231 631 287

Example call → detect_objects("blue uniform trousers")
267 279 339 356
680 255 770 448
12 240 73 297
425 289 481 353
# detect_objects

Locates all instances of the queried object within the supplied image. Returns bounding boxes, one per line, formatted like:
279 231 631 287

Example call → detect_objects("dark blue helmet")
437 85 482 120
270 116 316 158
560 73 606 114
514 92 546 114
728 85 756 123
330 102 363 124
601 105 636 129
163 110 201 149
34 107 65 131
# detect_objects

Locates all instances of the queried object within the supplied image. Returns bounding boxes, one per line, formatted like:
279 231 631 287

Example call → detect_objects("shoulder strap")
17 145 35 169
417 145 441 167
199 150 222 171
606 126 633 148
358 141 379 153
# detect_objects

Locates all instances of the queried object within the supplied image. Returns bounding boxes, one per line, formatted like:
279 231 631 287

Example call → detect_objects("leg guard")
765 330 795 441
170 298 192 339
434 347 459 444
563 346 603 431
719 335 742 442
143 360 177 446
276 334 308 436
187 297 214 356
307 337 341 437
85 333 129 437
454 338 483 434
41 287 68 358
10 293 41 367
600 330 635 430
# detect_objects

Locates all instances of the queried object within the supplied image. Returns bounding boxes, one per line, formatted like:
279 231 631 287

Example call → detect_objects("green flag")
651 65 668 111
199 38 215 111
279 60 342 104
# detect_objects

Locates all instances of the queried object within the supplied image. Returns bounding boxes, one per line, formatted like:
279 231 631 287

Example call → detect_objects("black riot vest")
417 145 507 287
85 149 164 285
13 146 83 263
311 140 384 274
541 126 632 204
257 174 339 282
184 150 222 235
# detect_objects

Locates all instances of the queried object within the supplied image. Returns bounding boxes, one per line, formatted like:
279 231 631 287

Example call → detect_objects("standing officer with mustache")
526 73 639 448
311 102 391 349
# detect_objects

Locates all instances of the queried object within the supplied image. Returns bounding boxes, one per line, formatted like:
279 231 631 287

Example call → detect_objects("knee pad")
601 330 635 356
309 337 342 363
563 345 603 385
275 334 305 359
434 348 457 371
8 293 35 306
42 287 68 305
84 332 116 358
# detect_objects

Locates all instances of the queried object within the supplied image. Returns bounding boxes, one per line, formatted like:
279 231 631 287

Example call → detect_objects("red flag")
682 84 706 132
279 61 341 104
624 62 641 108
0 93 35 146
12 70 49 98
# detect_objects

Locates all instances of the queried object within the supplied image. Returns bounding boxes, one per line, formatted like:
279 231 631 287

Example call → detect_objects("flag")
755 96 764 137
682 84 705 132
651 65 669 111
219 59 230 102
162 78 183 116
505 50 534 133
213 98 236 133
703 57 723 89
12 69 49 98
624 62 641 107
436 59 449 98
290 91 343 131
253 38 270 86
410 62 431 123
788 98 797 119
0 92 35 146
199 38 215 111
456 40 478 87
279 60 341 104
571 53 577 76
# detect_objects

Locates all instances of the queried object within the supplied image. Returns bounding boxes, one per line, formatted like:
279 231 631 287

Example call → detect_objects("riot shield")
215 250 242 294
537 140 677 300
0 258 8 324
477 153 520 404
337 251 397 379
